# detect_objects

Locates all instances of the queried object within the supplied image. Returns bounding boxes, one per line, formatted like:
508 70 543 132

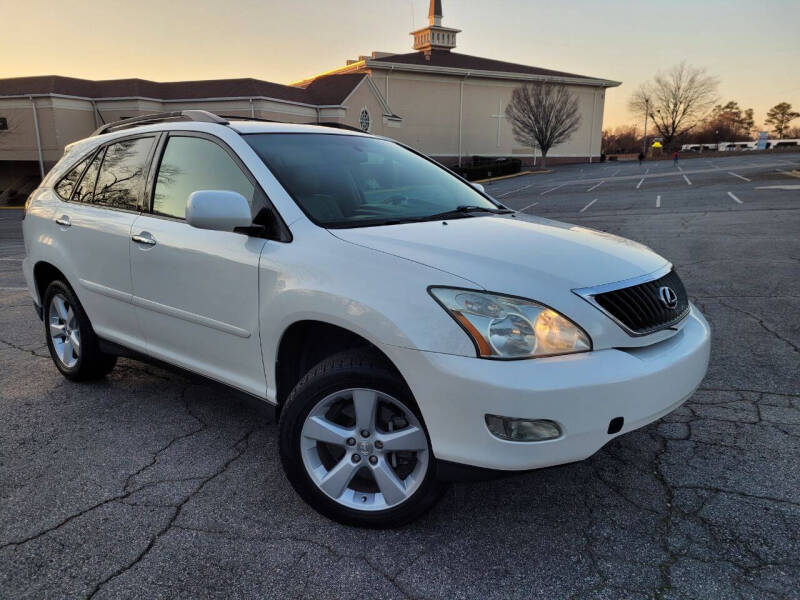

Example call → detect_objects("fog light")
485 414 561 442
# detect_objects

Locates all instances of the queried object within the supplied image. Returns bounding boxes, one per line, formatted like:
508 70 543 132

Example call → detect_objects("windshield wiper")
424 205 513 221
325 205 513 228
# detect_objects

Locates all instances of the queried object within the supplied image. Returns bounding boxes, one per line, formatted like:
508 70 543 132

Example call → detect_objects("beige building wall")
369 71 461 156
367 69 605 164
336 79 392 136
0 96 333 168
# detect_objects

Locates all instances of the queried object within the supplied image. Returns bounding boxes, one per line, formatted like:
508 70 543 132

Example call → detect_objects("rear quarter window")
93 137 155 210
55 156 91 201
73 150 105 204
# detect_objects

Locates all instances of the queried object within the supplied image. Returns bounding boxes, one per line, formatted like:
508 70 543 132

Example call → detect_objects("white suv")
22 110 710 527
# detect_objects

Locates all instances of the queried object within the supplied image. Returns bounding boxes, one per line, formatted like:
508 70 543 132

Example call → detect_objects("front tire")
279 349 447 528
43 280 117 381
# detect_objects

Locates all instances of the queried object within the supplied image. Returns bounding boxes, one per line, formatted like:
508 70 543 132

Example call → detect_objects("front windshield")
245 133 501 227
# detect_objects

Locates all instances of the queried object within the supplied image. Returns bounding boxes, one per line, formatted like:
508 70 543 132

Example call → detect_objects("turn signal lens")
485 415 562 442
534 308 590 354
429 288 591 359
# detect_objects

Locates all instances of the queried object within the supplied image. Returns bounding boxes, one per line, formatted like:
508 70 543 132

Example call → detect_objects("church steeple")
411 0 460 56
429 0 442 26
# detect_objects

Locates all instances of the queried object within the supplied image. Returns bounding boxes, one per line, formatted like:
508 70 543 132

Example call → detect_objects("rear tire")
279 349 447 528
43 280 117 381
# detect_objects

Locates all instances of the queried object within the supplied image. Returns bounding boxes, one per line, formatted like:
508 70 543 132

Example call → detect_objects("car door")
129 132 268 396
52 135 156 351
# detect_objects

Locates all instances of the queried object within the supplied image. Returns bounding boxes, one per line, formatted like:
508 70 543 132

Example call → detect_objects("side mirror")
186 190 253 232
472 183 486 193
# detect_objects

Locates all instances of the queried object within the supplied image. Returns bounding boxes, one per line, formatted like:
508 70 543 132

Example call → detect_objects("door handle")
55 216 71 227
131 233 157 246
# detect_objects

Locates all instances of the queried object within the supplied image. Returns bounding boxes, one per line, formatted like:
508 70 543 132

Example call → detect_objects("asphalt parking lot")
1 152 799 599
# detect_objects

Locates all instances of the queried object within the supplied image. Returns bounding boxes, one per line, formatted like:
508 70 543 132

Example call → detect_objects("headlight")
429 288 591 359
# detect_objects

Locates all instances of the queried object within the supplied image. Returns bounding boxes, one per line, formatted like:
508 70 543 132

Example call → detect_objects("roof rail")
219 116 367 133
91 110 229 136
316 122 365 133
218 115 279 123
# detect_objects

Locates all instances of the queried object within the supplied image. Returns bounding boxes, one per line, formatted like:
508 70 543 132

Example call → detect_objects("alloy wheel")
300 388 429 511
48 293 80 368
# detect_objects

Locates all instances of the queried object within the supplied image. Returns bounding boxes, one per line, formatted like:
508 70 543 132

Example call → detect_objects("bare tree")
764 102 800 139
628 62 719 146
505 83 581 167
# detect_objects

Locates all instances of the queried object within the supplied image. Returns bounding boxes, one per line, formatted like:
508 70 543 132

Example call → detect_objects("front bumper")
386 304 710 471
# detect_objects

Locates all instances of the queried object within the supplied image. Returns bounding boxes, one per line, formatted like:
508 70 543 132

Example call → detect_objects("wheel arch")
33 261 72 306
274 319 407 415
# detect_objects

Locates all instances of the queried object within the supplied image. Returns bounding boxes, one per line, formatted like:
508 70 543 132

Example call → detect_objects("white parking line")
728 172 751 182
656 195 661 208
580 198 597 213
645 168 650 175
678 165 684 172
587 180 604 192
612 169 620 176
540 183 565 195
636 178 644 189
518 202 539 213
728 191 743 204
683 174 692 185
0 287 27 291
0 258 23 261
497 184 532 198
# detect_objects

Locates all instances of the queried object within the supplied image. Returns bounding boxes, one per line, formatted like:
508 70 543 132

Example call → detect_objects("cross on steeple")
411 0 460 56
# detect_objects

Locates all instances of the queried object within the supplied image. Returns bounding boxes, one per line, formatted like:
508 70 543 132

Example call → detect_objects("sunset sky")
3 0 798 131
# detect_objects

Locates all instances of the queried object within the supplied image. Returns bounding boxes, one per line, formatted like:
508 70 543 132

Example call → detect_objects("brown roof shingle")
370 50 601 81
0 74 366 106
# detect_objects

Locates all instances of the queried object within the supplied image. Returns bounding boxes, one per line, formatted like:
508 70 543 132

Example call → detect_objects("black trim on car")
97 337 277 415
572 265 690 337
435 460 532 482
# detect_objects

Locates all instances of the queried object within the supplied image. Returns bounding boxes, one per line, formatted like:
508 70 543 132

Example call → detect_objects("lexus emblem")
658 286 678 309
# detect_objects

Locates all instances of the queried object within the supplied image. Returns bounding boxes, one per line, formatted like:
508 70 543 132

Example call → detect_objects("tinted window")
73 149 104 204
93 137 155 210
153 136 255 219
245 133 496 227
55 156 90 200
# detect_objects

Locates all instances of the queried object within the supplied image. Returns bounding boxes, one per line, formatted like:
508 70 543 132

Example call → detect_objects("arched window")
359 108 371 132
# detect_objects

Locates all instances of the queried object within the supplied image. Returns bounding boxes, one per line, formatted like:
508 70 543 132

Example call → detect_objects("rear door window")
93 137 155 210
55 156 91 201
73 149 105 204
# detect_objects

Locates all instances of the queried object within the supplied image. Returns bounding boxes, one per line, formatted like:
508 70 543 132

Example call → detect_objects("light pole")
641 97 649 157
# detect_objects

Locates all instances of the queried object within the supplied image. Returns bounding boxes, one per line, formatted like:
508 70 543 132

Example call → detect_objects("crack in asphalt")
85 428 258 599
0 336 49 359
716 300 800 355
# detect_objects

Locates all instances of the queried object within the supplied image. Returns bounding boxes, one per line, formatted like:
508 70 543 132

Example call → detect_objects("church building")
0 0 619 191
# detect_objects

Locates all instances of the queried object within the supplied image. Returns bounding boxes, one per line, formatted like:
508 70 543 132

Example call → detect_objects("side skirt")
97 337 277 419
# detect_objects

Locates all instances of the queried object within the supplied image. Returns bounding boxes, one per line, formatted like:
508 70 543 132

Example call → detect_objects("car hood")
329 213 669 300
